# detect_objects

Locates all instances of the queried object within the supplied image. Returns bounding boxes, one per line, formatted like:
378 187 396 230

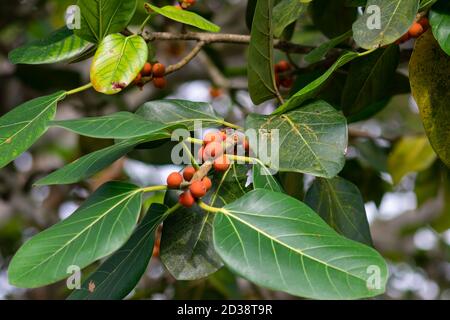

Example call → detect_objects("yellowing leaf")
388 135 436 184
409 30 450 168
91 34 148 95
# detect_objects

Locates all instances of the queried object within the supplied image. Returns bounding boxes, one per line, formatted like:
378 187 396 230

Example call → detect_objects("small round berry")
280 77 294 88
183 166 196 181
167 172 183 189
418 17 429 30
175 4 183 9
204 132 219 144
179 191 195 207
219 131 228 141
209 87 222 99
408 22 424 38
203 142 224 160
134 73 143 85
153 77 167 89
202 177 212 191
276 60 291 73
198 146 205 162
189 180 207 198
214 155 230 172
152 63 166 77
141 62 152 76
243 138 250 152
396 33 411 44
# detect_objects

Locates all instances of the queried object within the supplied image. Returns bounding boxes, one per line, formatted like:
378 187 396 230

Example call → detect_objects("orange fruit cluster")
176 0 196 10
134 62 167 89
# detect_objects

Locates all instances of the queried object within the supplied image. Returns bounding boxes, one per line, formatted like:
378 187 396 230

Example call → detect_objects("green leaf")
304 30 352 64
35 138 149 186
430 0 450 56
409 30 450 168
388 135 437 184
248 0 280 105
246 0 258 31
352 0 420 50
274 51 361 114
8 182 142 288
305 177 373 245
341 45 400 117
420 0 439 10
247 100 348 178
253 162 284 193
273 0 309 37
50 112 174 139
310 0 357 39
75 0 138 43
8 27 91 65
213 189 388 299
144 4 220 32
91 34 148 95
0 91 66 169
67 203 170 300
161 165 250 280
136 99 222 130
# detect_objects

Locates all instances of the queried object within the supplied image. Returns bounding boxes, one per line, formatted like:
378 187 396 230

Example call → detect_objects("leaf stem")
182 141 201 170
162 203 182 219
198 201 222 214
186 137 204 145
139 15 153 33
66 83 93 96
140 185 168 193
220 120 243 130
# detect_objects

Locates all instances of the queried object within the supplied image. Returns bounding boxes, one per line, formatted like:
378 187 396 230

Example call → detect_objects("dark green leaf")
144 4 220 32
304 30 352 64
35 138 149 186
342 45 400 117
67 203 171 300
273 0 309 38
75 0 138 43
247 100 348 178
353 0 420 49
91 34 148 95
8 182 142 288
274 51 361 114
305 177 373 245
213 189 388 299
136 99 222 130
9 28 91 65
248 0 280 105
161 165 251 280
0 91 66 169
310 0 357 39
430 0 450 56
409 30 450 168
50 112 173 139
253 162 283 193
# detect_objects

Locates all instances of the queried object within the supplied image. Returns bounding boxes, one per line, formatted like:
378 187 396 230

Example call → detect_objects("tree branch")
165 41 206 75
143 31 314 54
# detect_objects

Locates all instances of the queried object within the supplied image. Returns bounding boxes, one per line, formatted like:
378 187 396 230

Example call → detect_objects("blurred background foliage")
0 0 449 300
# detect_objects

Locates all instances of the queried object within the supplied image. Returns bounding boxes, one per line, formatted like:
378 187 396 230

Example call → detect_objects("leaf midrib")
221 208 370 284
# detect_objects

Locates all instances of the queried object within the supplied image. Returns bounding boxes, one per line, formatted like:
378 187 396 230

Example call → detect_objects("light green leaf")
67 203 170 300
388 135 437 184
248 0 280 105
35 138 150 186
253 162 284 193
409 30 450 168
136 99 223 130
305 177 373 245
8 182 142 288
0 91 66 169
75 0 138 43
161 165 250 280
9 27 91 65
91 34 148 95
274 51 361 114
342 45 399 117
430 1 450 56
304 30 352 64
213 189 388 299
273 0 309 37
50 112 174 139
144 4 220 32
352 0 420 50
247 100 348 178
